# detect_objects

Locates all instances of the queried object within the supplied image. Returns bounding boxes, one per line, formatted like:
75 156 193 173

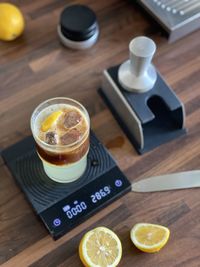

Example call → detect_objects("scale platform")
2 131 131 240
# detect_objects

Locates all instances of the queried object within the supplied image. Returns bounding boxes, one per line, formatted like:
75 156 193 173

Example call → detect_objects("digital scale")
2 131 131 240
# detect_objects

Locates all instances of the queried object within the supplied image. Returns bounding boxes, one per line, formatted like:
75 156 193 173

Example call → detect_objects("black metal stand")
100 65 186 154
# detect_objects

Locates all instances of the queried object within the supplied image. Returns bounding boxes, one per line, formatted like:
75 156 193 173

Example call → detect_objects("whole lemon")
0 3 25 41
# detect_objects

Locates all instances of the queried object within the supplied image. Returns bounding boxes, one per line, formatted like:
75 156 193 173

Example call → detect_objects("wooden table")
0 1 200 266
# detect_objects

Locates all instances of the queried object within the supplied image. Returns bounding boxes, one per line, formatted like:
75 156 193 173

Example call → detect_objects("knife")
131 170 200 192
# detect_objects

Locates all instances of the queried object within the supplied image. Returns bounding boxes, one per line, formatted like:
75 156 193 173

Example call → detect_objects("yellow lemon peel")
41 110 63 132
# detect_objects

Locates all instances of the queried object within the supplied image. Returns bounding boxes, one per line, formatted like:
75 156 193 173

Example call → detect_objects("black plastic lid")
60 5 98 42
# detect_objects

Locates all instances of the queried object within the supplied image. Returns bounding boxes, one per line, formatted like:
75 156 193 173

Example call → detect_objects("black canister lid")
60 5 98 42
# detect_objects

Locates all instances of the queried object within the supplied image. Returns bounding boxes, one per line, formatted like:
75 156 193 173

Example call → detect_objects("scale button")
53 218 61 227
115 179 123 187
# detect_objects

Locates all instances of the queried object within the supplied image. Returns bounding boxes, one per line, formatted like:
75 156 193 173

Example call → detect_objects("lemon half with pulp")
79 227 122 267
130 223 170 253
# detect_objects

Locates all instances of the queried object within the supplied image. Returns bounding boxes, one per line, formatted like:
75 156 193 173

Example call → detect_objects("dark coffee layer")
36 135 89 165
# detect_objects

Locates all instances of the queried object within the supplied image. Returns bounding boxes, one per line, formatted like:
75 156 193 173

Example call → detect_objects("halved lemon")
41 110 62 132
79 227 122 267
130 223 170 253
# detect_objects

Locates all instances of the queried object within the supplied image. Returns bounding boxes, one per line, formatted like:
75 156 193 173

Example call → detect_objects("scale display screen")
40 167 131 239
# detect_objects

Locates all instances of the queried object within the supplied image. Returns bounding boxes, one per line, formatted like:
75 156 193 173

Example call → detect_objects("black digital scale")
2 131 131 240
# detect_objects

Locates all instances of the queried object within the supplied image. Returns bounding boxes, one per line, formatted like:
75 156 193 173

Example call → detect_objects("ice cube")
60 128 81 145
45 131 58 145
64 110 82 128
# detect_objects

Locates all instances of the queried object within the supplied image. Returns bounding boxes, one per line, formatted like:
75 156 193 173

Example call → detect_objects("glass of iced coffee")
30 97 90 183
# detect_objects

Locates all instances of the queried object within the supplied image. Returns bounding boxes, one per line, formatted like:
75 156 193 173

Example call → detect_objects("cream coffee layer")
34 104 89 165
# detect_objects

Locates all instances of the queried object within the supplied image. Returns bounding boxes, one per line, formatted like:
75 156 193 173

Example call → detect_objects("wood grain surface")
0 0 200 266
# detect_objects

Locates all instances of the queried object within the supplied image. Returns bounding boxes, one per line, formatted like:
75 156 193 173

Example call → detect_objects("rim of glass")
30 97 90 149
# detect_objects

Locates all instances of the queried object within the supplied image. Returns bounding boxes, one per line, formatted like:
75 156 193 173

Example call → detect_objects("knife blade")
131 170 200 192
